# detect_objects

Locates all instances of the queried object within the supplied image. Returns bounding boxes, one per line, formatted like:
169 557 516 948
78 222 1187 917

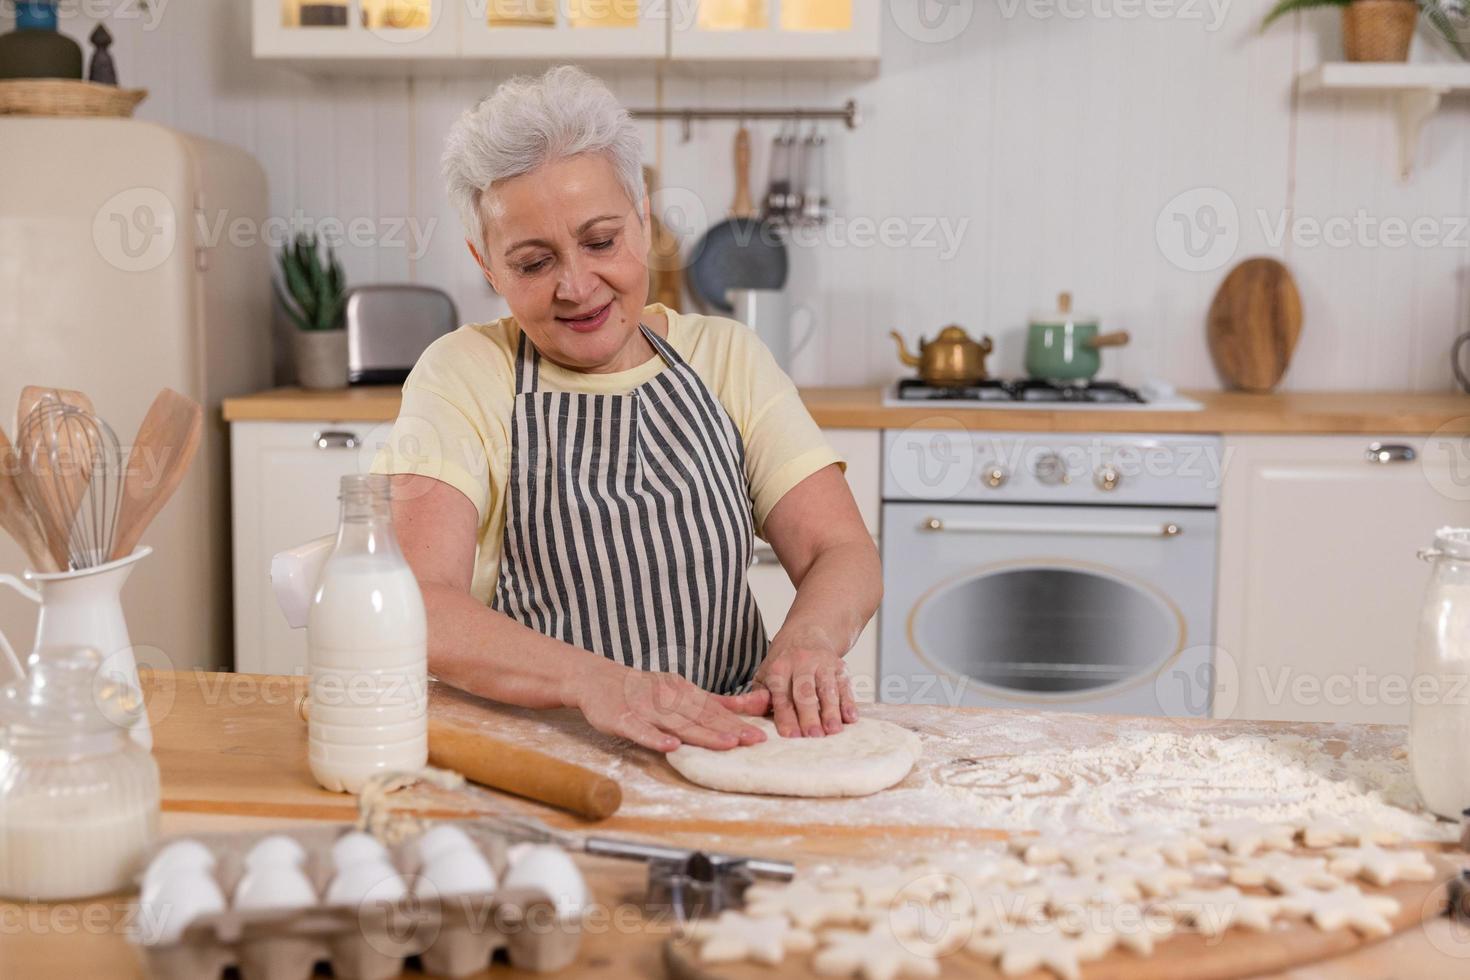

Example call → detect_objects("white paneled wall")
33 0 1470 391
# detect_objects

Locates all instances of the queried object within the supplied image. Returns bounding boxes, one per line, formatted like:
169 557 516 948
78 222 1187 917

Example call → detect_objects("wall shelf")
1299 63 1470 179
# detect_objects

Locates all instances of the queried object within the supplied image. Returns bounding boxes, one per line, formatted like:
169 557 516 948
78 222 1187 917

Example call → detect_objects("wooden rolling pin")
297 694 622 821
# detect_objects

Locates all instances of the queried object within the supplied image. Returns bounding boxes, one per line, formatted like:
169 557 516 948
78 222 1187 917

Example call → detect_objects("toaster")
344 284 458 385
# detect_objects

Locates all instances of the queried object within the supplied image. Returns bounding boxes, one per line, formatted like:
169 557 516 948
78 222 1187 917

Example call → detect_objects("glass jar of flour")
0 646 159 900
1412 527 1470 820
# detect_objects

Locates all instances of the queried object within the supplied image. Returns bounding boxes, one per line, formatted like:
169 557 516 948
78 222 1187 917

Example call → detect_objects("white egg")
142 839 216 892
331 831 389 870
416 849 498 898
325 859 407 906
138 870 226 945
503 845 587 917
233 865 319 911
414 823 478 865
244 834 308 870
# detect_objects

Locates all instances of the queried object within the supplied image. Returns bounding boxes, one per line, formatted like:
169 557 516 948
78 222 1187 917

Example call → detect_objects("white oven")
879 430 1222 716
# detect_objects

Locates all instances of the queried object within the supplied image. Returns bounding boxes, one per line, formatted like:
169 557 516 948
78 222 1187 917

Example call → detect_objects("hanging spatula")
0 424 58 572
108 389 204 563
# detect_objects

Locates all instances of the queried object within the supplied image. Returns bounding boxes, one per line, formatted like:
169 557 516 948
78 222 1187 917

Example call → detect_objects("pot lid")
1030 291 1099 325
0 646 143 737
1430 526 1470 562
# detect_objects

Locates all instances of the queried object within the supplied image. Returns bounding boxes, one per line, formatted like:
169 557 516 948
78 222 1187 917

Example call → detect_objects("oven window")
913 566 1181 695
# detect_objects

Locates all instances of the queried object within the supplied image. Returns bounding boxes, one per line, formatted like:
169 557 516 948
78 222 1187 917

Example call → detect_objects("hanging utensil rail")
630 100 859 141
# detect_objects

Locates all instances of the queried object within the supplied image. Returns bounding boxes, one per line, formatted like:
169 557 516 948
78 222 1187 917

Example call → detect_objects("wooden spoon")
0 425 58 572
109 389 204 563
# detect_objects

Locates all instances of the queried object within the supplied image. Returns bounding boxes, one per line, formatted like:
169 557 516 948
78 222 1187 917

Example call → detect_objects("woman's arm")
388 474 769 752
755 463 882 739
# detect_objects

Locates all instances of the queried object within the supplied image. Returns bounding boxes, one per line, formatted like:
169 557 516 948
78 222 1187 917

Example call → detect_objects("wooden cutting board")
663 873 1455 980
1206 257 1302 393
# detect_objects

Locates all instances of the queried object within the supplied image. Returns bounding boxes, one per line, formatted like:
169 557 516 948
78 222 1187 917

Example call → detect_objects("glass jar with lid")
1412 527 1470 820
0 646 159 900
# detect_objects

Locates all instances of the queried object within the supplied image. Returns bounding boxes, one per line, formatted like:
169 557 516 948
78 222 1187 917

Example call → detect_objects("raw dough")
812 923 942 980
1326 843 1437 886
1278 884 1401 937
666 717 921 798
682 910 815 965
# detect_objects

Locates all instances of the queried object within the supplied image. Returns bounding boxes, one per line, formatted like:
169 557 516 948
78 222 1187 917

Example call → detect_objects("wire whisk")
15 395 124 571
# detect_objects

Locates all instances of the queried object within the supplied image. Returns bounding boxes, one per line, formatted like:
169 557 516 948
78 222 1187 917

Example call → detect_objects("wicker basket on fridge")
0 78 148 117
1341 0 1419 62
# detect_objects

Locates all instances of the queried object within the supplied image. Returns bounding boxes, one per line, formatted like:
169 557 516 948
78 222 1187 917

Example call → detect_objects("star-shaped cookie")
969 923 1114 980
1159 886 1293 937
1278 884 1401 937
1299 816 1402 849
1226 852 1343 892
682 910 815 965
812 922 943 980
743 878 862 929
1198 819 1298 857
1326 843 1437 886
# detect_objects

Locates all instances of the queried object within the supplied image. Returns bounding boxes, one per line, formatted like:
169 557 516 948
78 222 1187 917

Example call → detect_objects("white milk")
1410 574 1470 820
307 479 428 795
0 790 157 900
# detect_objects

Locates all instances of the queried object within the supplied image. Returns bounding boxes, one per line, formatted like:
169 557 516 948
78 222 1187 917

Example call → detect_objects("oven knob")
1033 451 1069 486
1095 465 1121 491
983 466 1009 488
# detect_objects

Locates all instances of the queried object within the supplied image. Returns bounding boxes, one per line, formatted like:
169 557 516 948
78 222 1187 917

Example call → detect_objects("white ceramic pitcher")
0 547 153 750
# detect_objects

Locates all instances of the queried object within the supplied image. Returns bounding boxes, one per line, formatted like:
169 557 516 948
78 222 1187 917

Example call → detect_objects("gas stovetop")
883 378 1203 411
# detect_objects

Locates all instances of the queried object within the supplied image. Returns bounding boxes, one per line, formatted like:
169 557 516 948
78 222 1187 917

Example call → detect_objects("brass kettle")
891 325 995 386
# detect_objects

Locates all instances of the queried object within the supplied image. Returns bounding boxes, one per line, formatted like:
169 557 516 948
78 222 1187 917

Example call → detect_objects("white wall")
35 0 1470 391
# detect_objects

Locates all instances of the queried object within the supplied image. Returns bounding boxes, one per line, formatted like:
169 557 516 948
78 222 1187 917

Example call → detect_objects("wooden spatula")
0 425 58 572
109 389 204 563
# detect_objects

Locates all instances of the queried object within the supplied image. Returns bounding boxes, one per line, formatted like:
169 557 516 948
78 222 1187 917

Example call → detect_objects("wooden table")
2 670 1465 979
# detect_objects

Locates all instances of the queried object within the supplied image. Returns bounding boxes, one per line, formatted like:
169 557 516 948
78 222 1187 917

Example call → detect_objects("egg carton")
128 822 583 980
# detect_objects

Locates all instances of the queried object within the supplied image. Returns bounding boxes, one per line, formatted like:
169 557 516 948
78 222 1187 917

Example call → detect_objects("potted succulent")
275 233 350 390
1263 0 1470 62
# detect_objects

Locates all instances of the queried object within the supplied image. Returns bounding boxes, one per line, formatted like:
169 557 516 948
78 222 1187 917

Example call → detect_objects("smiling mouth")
556 301 614 332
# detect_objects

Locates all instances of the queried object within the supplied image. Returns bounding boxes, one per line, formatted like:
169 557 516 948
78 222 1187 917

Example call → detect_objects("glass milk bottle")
1411 527 1470 819
308 474 428 793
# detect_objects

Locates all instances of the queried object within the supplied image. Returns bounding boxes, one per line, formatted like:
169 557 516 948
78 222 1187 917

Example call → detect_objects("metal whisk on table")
15 395 124 571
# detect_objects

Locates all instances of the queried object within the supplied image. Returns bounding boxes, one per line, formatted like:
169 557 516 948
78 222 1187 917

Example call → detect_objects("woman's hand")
563 659 771 753
753 624 858 739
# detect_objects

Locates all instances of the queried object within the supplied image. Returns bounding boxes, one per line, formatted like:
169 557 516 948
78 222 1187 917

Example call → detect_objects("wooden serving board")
1206 257 1302 393
663 876 1453 980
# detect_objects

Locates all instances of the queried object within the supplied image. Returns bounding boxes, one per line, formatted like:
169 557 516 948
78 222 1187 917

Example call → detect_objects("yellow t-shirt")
370 303 842 604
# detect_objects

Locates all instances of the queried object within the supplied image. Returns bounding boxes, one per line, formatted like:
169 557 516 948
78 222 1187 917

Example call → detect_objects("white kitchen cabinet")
232 419 881 685
251 0 878 64
231 420 395 675
254 0 460 60
747 428 881 699
668 0 880 62
1215 435 1469 726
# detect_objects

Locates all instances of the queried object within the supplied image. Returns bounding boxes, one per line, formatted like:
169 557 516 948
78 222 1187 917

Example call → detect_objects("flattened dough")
666 717 921 797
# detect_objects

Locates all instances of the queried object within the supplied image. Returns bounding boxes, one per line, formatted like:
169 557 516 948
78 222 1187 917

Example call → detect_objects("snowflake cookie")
818 865 927 909
812 922 943 980
1226 852 1343 893
1159 886 1294 938
681 909 815 965
1095 854 1195 899
1299 816 1403 849
1198 819 1298 857
1326 843 1437 887
968 923 1114 980
743 878 862 929
1278 884 1401 937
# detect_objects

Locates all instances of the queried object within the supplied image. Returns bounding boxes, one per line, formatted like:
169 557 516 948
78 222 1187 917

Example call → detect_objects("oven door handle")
920 517 1183 538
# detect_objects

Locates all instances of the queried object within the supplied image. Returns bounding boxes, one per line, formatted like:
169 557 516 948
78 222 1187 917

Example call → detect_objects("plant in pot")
1263 0 1470 61
275 233 350 390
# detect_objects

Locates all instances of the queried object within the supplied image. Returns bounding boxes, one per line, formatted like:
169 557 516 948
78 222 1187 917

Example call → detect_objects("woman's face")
470 153 652 374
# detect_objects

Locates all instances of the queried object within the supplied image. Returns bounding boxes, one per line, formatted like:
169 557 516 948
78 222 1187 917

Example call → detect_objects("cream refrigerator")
0 118 272 676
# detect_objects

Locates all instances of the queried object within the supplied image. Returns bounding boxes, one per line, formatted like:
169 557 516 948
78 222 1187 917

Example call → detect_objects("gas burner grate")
895 378 1148 404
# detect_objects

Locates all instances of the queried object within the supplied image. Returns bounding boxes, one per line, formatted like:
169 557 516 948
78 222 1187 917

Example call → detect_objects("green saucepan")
1025 291 1131 381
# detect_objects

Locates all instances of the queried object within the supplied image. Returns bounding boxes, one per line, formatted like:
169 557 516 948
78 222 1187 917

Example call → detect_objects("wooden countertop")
3 671 1464 979
222 385 1470 435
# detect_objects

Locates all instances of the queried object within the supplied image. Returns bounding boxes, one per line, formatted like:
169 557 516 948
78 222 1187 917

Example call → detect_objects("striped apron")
491 322 769 695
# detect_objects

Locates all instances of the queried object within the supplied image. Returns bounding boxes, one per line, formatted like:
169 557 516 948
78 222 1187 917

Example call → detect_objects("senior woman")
372 66 880 754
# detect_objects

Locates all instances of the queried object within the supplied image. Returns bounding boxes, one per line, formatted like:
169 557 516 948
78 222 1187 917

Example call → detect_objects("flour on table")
934 730 1452 841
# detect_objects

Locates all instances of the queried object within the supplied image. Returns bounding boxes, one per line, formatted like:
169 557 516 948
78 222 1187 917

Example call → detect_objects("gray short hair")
442 65 646 254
